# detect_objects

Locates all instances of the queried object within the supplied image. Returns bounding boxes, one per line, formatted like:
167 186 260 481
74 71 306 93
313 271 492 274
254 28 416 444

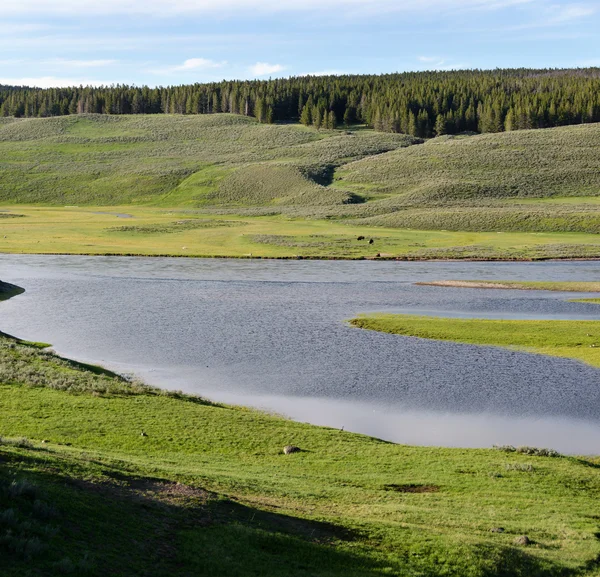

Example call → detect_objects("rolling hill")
1 114 600 259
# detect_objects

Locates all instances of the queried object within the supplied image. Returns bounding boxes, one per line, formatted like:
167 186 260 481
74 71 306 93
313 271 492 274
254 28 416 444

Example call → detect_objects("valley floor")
2 205 600 260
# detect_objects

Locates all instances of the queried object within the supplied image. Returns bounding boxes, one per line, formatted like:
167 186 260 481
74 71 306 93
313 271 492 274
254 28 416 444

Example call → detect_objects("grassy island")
351 314 600 369
1 287 600 575
417 281 600 292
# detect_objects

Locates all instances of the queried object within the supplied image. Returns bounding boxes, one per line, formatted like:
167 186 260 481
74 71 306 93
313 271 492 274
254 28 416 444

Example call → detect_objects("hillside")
0 114 417 206
1 115 600 260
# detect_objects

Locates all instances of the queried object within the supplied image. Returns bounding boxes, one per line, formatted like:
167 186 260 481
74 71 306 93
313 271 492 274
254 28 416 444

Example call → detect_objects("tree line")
1 68 600 136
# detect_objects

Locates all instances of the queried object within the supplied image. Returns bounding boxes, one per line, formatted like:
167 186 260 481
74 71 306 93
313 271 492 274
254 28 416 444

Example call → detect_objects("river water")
2 255 600 454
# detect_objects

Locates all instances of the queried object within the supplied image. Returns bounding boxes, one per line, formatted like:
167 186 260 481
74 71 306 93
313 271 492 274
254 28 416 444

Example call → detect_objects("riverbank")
417 280 600 291
0 280 25 301
2 283 600 575
3 206 600 261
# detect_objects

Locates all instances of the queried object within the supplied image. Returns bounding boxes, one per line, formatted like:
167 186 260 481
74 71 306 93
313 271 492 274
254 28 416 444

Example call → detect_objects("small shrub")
493 445 561 458
516 446 561 458
505 463 535 472
54 554 95 575
0 436 34 448
6 479 38 500
33 499 57 520
0 508 18 526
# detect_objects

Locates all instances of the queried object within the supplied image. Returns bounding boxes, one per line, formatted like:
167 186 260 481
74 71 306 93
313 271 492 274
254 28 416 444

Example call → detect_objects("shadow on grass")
1 447 595 577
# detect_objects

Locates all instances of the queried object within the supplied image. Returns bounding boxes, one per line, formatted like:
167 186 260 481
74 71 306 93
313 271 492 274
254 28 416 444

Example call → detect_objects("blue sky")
1 0 599 88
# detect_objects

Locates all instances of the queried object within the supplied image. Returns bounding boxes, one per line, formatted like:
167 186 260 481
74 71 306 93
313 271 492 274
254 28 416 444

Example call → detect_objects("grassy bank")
416 281 600 292
2 288 600 575
3 206 600 260
350 314 600 369
2 116 600 260
0 280 25 301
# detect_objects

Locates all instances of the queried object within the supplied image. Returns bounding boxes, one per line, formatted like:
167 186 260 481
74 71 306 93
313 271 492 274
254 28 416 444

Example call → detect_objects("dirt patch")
383 483 440 493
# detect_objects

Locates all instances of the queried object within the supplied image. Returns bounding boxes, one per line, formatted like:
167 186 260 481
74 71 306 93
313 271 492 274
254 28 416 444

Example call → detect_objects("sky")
1 0 599 88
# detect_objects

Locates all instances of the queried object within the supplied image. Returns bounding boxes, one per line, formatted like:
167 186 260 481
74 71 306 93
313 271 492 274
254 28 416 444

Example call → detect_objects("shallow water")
2 255 600 454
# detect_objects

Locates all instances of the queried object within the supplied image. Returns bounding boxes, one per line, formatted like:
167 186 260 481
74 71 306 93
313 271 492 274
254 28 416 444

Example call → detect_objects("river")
2 255 600 454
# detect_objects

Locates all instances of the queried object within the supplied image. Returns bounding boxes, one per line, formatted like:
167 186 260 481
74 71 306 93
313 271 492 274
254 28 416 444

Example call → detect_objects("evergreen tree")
434 114 447 136
300 103 312 126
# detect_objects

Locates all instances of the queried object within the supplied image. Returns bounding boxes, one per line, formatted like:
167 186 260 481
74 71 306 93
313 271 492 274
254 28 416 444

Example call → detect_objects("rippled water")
2 255 600 454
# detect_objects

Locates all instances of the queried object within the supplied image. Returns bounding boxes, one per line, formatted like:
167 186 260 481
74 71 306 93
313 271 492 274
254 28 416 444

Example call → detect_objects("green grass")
0 114 416 207
570 298 600 305
350 314 600 369
3 286 600 575
3 115 600 259
416 281 600 292
3 205 600 260
336 124 600 204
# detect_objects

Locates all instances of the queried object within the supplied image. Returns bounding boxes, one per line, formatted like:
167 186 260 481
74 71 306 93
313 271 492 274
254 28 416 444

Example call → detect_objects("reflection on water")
1 254 600 454
202 391 600 455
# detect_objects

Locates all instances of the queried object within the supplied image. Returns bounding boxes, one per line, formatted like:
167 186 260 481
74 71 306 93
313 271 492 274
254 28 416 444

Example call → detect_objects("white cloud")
249 62 285 76
173 58 227 71
147 57 228 75
416 56 471 70
0 76 112 88
0 0 542 16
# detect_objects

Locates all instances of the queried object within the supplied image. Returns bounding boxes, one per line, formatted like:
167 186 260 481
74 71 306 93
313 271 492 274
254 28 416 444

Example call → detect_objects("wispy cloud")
0 0 546 16
417 56 471 70
249 62 285 76
148 57 228 75
506 2 597 29
172 58 227 71
546 3 596 24
0 76 112 88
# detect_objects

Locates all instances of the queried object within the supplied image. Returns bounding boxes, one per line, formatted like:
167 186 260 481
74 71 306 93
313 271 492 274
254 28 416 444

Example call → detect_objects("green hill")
2 115 600 259
0 114 416 206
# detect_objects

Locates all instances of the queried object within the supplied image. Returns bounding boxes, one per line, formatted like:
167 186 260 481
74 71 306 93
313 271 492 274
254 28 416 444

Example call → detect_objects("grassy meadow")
2 309 600 576
350 314 600 369
4 205 600 259
1 115 600 259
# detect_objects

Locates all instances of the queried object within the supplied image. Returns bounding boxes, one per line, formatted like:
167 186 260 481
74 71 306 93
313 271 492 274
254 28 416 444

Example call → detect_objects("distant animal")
140 431 148 437
283 445 301 455
369 238 374 244
376 253 381 257
357 236 365 241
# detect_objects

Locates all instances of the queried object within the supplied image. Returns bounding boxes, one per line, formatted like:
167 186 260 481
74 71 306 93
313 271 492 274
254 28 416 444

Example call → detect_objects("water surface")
2 255 600 454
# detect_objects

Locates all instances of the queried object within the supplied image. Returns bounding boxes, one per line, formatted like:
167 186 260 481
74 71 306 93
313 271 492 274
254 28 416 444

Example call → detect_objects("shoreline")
3 250 600 262
416 280 600 291
0 279 25 301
